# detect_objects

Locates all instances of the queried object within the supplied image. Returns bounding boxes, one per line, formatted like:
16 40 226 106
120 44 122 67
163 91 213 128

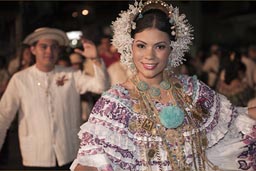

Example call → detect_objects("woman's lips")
142 63 157 70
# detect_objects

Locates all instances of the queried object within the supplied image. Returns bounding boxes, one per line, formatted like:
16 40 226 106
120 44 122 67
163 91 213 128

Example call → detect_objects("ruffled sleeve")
179 75 256 170
70 85 136 171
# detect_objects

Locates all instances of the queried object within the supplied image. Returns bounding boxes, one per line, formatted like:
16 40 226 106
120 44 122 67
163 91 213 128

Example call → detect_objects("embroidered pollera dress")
71 75 256 171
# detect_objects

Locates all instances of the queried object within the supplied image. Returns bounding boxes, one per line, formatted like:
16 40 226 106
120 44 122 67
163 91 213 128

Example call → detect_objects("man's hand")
74 38 98 59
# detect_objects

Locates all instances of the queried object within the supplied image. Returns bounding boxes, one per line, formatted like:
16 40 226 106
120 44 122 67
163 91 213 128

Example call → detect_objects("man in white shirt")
0 27 109 169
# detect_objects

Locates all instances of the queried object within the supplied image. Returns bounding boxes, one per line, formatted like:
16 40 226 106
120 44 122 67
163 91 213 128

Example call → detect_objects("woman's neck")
137 74 163 87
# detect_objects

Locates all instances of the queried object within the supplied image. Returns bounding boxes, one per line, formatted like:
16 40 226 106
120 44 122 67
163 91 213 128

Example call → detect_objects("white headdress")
112 0 193 73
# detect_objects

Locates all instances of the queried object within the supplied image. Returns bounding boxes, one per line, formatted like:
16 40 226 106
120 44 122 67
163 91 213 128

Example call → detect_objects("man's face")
31 39 60 71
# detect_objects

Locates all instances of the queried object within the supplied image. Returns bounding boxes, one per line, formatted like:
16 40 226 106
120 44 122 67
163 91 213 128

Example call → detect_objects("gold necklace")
136 79 171 99
129 75 222 171
130 76 189 170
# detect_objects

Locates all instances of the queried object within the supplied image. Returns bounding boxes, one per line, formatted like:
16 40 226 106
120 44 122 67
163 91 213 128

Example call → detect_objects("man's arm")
0 75 20 150
74 39 110 94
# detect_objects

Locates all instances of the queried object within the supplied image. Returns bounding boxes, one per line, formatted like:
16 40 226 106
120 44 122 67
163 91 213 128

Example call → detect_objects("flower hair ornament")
112 0 194 73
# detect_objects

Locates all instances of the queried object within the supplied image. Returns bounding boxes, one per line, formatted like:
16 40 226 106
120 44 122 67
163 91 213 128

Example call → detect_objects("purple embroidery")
115 148 133 158
99 164 114 171
77 82 249 171
197 82 215 110
179 75 222 132
107 154 135 170
237 125 256 170
92 97 129 126
238 160 252 170
81 132 93 145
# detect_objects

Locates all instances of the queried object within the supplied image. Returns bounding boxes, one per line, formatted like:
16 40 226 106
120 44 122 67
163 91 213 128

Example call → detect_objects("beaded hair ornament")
112 0 193 73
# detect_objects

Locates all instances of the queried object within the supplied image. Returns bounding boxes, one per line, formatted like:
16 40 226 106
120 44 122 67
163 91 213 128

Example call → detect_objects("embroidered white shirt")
0 64 108 167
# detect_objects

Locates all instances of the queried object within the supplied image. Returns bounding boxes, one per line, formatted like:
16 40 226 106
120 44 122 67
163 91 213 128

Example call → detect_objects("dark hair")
224 50 246 84
131 9 175 41
17 44 35 71
0 56 7 69
32 41 38 46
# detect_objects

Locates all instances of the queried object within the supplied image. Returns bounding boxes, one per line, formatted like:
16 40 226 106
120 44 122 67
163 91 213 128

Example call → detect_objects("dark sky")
1 1 256 57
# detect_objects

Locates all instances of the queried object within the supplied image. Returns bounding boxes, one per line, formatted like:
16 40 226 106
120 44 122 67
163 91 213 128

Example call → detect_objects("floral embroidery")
77 76 255 171
56 75 68 86
237 125 256 170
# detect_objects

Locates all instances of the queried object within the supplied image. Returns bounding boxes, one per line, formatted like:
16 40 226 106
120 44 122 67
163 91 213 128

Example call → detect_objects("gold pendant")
129 89 140 99
133 103 141 113
202 136 208 147
165 129 179 143
212 165 220 170
174 82 182 89
151 128 157 135
141 118 154 132
147 148 156 158
192 112 203 122
128 120 138 133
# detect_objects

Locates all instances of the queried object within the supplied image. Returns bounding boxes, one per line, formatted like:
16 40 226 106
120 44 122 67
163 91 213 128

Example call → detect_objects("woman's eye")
137 44 145 49
156 45 166 50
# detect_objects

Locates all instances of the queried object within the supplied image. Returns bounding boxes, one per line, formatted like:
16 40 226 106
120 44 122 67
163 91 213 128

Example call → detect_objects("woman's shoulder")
174 74 199 83
171 74 203 95
102 83 131 102
90 84 132 124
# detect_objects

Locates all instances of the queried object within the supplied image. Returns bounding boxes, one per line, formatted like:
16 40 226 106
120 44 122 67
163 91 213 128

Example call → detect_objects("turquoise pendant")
159 106 184 129
137 81 149 91
149 87 161 97
160 80 171 90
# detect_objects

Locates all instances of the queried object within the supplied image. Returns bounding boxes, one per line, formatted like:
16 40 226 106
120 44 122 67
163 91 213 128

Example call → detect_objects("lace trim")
205 95 233 147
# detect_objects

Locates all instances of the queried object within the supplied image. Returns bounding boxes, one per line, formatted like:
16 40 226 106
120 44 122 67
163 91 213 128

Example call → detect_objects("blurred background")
0 1 256 59
1 0 256 169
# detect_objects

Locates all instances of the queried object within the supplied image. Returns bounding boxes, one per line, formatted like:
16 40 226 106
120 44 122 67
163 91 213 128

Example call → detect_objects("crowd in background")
3 38 256 108
178 43 256 107
1 26 256 168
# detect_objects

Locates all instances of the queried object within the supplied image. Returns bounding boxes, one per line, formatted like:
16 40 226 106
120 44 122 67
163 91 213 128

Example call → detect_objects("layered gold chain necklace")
128 75 221 171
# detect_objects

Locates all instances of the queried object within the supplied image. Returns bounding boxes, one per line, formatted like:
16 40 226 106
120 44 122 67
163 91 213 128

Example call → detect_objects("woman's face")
132 28 171 83
23 48 32 63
